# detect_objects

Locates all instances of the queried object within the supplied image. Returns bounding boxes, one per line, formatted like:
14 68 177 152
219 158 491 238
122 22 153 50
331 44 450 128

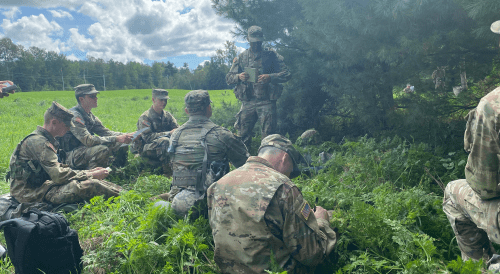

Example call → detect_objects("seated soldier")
59 84 134 169
207 134 336 273
5 101 122 218
135 89 179 166
442 20 500 273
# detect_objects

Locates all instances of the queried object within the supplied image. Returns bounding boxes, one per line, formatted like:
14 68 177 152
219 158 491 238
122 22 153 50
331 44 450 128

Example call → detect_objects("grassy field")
0 89 239 184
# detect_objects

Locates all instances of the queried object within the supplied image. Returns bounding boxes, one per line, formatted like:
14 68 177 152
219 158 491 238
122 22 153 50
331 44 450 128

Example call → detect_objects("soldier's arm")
92 115 122 137
269 52 291 84
137 114 156 144
70 115 118 147
226 57 242 85
265 183 336 266
26 138 87 185
221 130 249 168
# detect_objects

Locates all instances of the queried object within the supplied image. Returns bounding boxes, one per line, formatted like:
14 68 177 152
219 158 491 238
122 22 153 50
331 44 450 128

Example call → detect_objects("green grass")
0 89 239 177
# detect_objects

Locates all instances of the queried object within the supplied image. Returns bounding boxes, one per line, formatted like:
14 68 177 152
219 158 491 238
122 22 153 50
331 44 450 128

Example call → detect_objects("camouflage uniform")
226 26 291 148
168 90 249 217
136 89 179 163
443 85 500 266
8 102 121 207
60 84 128 169
207 135 336 274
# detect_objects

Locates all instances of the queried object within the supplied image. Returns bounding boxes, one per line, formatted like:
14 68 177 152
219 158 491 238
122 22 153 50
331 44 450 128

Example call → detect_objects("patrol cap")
184 90 212 112
491 21 500 34
74 84 99 96
46 101 74 128
259 134 303 178
152 89 170 100
248 26 264 42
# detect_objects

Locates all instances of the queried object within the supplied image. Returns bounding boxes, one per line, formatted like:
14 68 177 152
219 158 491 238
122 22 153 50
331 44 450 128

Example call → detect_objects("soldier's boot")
112 146 129 168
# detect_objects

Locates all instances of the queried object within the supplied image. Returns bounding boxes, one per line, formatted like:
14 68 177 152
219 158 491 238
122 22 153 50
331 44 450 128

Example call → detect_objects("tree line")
0 38 238 92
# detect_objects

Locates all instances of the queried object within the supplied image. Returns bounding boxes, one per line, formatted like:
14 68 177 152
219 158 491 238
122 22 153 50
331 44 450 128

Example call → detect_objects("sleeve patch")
301 201 311 220
75 117 85 125
45 142 57 153
142 120 151 127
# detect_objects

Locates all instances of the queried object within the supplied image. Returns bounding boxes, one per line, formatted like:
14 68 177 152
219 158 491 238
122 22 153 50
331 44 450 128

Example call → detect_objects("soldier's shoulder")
140 109 150 117
23 133 48 148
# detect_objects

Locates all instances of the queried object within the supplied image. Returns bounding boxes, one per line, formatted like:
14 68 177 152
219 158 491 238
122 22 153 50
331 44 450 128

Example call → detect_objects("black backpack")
0 209 83 274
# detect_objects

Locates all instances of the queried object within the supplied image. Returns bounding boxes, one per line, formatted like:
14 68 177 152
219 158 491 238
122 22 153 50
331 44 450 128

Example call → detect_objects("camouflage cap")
259 134 303 178
184 90 212 112
152 89 169 100
46 101 74 127
491 21 500 34
74 84 99 96
248 26 264 42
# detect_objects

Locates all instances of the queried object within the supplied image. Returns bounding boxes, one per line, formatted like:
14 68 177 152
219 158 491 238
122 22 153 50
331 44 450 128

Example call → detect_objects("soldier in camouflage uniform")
7 102 122 210
135 89 178 164
207 134 336 274
59 84 134 170
226 26 291 149
442 20 500 272
154 90 249 217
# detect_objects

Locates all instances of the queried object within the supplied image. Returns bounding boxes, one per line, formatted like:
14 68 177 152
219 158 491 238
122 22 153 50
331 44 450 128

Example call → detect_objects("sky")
0 0 247 70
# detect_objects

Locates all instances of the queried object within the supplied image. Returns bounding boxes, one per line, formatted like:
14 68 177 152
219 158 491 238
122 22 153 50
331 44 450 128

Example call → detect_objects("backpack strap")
197 124 217 199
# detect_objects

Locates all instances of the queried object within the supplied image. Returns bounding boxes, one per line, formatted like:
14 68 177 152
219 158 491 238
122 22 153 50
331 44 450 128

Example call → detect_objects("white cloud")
2 7 20 19
67 0 237 63
1 14 65 53
66 54 80 61
49 10 73 19
198 60 210 67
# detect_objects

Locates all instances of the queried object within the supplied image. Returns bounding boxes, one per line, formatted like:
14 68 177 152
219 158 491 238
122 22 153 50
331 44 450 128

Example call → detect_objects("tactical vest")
168 121 218 199
7 134 51 188
59 106 95 152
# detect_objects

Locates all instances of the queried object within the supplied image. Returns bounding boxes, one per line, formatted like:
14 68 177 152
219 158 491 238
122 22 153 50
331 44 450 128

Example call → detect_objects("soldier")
153 90 249 217
226 25 291 149
442 20 500 272
135 89 179 165
59 84 134 170
207 134 336 273
7 102 122 214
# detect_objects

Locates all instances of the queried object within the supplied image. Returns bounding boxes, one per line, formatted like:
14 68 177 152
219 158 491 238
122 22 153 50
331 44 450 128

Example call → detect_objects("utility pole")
83 68 86 84
103 73 106 90
61 68 64 91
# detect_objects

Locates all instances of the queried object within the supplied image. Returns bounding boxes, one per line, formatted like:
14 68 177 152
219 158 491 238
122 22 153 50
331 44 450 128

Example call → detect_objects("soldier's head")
75 84 99 110
248 26 263 52
258 134 303 178
491 21 500 47
152 89 170 112
44 101 74 137
184 90 212 117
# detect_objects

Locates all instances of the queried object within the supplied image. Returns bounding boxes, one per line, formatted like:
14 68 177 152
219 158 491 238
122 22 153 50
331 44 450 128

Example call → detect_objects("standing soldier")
226 25 291 149
442 20 500 272
154 90 249 217
7 102 122 216
135 89 179 166
59 84 134 169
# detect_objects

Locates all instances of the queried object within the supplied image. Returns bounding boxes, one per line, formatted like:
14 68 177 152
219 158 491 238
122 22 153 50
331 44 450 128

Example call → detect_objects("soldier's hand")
314 206 329 222
88 167 109 180
117 133 133 144
239 72 249 82
258 74 270 84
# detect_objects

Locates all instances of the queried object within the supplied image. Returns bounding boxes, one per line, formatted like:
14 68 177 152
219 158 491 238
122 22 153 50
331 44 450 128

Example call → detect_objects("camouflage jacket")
170 115 249 173
207 156 336 274
464 86 500 199
61 104 122 151
137 106 179 144
9 126 88 203
226 48 291 102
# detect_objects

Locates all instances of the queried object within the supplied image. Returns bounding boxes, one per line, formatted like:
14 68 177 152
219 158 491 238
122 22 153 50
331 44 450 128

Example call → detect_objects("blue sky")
0 1 248 70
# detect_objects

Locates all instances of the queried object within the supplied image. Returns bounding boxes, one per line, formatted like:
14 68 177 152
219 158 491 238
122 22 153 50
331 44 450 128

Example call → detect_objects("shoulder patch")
75 117 85 125
301 201 311 220
45 142 57 153
142 120 151 127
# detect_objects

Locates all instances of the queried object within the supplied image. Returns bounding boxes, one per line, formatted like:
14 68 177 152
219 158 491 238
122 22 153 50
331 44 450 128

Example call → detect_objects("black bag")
0 209 83 274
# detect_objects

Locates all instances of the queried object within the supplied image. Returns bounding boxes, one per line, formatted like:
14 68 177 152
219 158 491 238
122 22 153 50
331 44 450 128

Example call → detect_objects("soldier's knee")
171 189 196 217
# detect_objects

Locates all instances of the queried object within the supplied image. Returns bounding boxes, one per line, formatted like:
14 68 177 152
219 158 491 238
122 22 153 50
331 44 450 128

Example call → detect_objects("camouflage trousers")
140 137 170 163
169 186 206 218
44 179 122 204
66 143 128 170
235 100 277 149
443 179 498 261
